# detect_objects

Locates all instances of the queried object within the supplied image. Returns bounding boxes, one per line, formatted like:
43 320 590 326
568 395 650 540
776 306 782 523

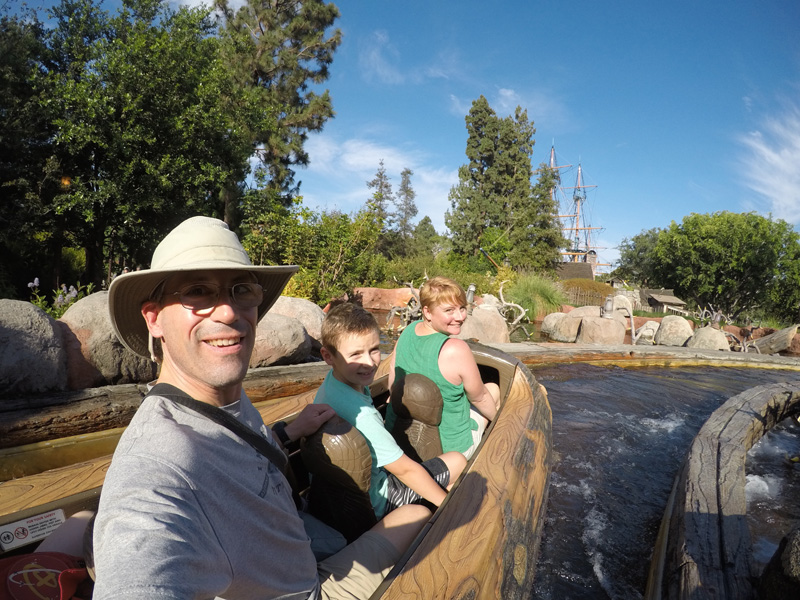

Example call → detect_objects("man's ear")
320 346 336 367
141 301 165 340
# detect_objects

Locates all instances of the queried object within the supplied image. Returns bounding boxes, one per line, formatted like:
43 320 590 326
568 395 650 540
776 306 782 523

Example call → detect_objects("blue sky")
10 0 800 271
295 1 800 271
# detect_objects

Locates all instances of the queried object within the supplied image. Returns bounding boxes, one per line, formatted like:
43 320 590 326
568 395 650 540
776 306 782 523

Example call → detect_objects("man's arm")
383 453 447 507
439 338 498 421
275 403 336 447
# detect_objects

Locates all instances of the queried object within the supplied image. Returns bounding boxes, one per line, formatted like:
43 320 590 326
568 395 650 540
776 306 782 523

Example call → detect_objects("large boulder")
634 321 660 345
576 316 625 345
59 292 158 389
354 287 415 312
456 305 510 344
686 325 730 351
758 525 800 599
250 313 312 367
541 312 581 343
269 296 325 350
0 299 67 395
653 315 694 347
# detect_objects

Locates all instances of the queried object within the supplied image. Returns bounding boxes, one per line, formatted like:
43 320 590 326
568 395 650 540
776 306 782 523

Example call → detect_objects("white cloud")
448 87 569 129
737 101 800 225
358 30 405 85
301 135 457 234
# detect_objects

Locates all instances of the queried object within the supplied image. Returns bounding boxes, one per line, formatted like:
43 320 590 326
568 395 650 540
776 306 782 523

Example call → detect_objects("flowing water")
529 363 800 599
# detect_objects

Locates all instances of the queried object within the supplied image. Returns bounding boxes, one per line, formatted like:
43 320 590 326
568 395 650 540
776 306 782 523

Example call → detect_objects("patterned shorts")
384 457 450 513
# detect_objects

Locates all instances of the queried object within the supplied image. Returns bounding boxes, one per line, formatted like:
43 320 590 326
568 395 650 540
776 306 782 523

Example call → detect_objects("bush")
505 273 566 320
560 278 614 295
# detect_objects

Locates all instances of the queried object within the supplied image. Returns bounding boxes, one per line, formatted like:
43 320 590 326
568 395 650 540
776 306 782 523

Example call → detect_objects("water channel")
528 363 800 599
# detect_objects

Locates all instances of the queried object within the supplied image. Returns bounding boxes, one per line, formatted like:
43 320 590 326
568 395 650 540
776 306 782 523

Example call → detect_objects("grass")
504 273 567 320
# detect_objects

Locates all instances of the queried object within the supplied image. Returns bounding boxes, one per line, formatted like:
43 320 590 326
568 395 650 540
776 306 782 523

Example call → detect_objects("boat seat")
389 373 444 463
300 415 377 543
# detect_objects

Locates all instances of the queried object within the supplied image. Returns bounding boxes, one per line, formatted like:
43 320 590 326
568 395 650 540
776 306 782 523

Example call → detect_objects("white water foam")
745 473 782 503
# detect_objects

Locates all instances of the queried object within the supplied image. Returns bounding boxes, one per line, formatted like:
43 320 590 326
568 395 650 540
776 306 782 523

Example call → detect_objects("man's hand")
283 403 336 442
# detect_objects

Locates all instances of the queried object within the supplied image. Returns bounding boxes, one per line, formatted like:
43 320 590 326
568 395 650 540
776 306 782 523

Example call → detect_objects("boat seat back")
300 415 377 543
390 373 444 463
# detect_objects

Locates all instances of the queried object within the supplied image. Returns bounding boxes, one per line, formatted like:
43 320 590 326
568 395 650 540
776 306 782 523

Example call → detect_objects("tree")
445 96 564 270
44 0 262 286
613 227 663 286
390 167 418 257
506 163 565 271
411 216 442 258
366 159 394 256
650 212 800 319
0 13 58 296
216 0 341 201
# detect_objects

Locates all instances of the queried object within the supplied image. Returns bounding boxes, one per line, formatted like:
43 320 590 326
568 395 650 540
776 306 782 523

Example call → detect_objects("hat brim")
108 263 299 358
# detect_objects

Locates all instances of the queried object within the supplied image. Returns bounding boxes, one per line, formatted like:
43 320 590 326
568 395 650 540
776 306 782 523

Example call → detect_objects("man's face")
142 270 259 404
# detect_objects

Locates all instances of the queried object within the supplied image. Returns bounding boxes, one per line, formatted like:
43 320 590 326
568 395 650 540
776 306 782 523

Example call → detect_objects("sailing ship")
549 146 609 277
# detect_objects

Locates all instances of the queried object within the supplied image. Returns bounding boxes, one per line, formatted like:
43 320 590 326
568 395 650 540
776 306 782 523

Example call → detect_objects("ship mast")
549 145 608 274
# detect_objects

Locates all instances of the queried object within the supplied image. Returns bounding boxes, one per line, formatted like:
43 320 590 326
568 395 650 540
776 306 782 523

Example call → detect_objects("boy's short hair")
419 277 467 311
321 302 380 353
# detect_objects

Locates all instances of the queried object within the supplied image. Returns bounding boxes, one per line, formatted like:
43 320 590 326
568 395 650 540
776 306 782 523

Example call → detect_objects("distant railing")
565 289 607 307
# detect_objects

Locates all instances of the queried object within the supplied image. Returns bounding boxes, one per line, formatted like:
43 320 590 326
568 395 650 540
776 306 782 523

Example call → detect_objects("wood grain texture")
374 353 552 599
646 381 800 600
0 362 330 449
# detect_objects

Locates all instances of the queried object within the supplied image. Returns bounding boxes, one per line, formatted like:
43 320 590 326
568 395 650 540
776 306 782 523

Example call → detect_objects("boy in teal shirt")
315 303 466 519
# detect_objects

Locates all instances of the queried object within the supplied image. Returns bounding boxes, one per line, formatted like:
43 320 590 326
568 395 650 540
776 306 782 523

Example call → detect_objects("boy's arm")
383 453 447 507
439 339 498 421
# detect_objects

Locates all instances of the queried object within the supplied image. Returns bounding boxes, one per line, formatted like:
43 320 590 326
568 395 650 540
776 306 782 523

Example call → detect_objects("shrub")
505 273 566 320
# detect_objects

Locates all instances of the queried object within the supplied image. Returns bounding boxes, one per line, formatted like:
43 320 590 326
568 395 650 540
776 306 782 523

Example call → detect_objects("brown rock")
60 292 157 389
354 287 415 311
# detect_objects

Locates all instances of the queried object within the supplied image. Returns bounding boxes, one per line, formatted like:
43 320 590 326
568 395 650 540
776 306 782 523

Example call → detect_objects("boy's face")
322 330 382 393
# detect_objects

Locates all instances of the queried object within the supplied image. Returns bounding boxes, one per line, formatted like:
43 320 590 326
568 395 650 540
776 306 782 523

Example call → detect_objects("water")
529 363 800 599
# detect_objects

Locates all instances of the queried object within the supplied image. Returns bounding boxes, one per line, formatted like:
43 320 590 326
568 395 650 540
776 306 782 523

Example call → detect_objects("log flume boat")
0 343 553 599
645 381 800 600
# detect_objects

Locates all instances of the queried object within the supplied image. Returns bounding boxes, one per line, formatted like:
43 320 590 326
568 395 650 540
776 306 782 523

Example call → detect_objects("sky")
9 0 800 271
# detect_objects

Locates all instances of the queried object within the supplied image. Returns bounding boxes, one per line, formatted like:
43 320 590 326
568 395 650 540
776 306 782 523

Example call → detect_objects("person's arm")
387 351 397 401
383 453 447 507
275 403 336 447
439 338 497 421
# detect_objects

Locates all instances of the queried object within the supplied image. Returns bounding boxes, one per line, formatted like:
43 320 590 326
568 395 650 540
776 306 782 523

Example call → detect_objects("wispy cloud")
737 100 800 224
358 30 405 85
448 86 569 130
302 135 457 233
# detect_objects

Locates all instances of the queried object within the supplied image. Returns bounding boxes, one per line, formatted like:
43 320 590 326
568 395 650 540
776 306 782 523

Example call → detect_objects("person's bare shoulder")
440 337 472 362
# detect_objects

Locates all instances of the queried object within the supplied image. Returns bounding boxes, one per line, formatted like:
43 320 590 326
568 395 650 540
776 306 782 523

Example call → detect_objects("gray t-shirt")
92 390 320 599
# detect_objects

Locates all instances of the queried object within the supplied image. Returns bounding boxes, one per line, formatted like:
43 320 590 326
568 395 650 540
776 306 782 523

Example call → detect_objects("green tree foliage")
49 0 262 285
613 227 662 286
241 195 385 304
650 212 800 320
0 13 57 296
216 0 341 201
390 167 418 257
410 216 443 258
445 96 565 271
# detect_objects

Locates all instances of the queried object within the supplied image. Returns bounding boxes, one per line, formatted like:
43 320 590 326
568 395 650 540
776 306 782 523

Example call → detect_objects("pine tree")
216 0 341 202
445 95 565 271
390 167 418 256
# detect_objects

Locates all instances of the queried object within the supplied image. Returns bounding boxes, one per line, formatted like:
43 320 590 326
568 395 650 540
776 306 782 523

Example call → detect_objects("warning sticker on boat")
0 509 66 552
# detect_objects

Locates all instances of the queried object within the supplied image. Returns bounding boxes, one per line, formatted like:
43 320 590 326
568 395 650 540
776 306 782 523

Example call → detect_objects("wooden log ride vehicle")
0 343 553 599
645 380 800 600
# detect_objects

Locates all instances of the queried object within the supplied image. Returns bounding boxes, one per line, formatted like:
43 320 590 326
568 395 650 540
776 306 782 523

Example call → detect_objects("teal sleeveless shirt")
388 321 476 453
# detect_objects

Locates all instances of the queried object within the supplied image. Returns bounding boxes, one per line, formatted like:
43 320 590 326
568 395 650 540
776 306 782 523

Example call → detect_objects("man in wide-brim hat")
92 216 430 599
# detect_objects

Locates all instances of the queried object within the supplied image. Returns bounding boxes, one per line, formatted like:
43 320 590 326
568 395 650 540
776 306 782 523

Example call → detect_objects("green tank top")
389 321 475 453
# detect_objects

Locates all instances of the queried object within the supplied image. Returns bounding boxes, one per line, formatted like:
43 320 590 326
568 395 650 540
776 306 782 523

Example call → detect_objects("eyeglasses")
171 282 263 312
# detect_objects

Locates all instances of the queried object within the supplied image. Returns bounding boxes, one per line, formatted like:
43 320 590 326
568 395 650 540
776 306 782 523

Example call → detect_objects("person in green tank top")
387 277 500 458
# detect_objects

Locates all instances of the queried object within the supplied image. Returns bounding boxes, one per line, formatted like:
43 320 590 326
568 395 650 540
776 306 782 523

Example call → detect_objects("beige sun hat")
108 216 298 358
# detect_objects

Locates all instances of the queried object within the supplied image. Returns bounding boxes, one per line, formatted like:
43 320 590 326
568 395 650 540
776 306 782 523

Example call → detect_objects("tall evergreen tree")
366 159 393 225
390 167 418 257
445 95 565 271
216 0 341 203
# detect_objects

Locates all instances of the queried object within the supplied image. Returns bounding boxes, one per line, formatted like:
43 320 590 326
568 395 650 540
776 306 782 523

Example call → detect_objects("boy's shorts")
384 457 449 512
